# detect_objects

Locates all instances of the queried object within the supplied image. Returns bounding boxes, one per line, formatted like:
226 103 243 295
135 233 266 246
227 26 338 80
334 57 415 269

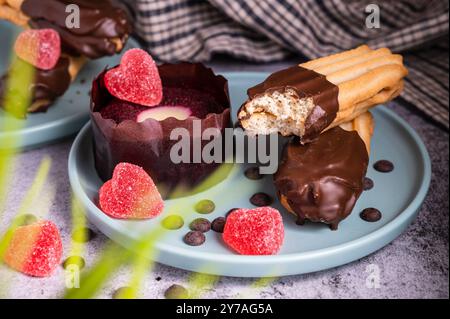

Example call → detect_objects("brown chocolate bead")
250 192 273 207
363 177 374 191
211 217 226 233
183 231 206 246
189 218 211 233
373 160 394 173
360 208 382 222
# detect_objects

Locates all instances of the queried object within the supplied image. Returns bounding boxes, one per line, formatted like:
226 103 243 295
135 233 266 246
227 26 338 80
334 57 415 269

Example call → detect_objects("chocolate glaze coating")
243 66 339 143
0 57 71 113
91 63 231 193
32 57 72 108
22 0 131 59
274 127 369 230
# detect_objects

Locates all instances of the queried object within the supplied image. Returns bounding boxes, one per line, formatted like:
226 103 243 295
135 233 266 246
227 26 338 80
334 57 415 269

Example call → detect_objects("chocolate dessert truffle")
274 127 369 230
91 63 231 192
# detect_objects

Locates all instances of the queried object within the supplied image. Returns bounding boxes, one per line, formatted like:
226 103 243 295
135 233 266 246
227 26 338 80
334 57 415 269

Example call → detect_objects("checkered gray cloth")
125 0 449 128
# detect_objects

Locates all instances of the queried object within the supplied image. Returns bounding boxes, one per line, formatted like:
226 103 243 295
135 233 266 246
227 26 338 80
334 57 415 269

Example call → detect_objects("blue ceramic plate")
0 21 139 150
68 72 431 277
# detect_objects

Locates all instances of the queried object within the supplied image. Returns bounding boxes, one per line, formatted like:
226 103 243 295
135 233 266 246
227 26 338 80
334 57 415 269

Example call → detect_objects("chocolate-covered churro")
274 112 373 230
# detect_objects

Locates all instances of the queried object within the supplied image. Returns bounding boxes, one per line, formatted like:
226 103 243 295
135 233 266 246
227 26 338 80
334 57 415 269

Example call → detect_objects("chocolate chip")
189 218 211 233
296 217 306 225
161 215 184 230
250 192 273 207
194 200 215 214
80 78 86 84
363 177 374 191
373 160 394 173
62 256 85 270
360 208 382 222
329 223 338 231
112 286 134 299
14 214 38 226
164 284 189 299
72 227 96 243
155 277 162 281
244 167 263 180
211 217 226 233
183 231 206 246
226 208 239 218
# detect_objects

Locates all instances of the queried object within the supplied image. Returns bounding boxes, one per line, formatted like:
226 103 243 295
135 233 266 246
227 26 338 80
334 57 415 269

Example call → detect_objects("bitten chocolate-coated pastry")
239 45 407 143
274 112 373 230
21 0 131 59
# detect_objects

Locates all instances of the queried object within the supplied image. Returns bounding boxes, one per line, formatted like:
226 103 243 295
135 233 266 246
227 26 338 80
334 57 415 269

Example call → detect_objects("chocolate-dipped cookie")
238 45 407 143
91 62 231 193
274 112 373 230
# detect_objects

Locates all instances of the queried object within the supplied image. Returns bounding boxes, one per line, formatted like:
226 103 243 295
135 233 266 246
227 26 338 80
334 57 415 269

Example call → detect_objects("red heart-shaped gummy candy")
104 49 163 107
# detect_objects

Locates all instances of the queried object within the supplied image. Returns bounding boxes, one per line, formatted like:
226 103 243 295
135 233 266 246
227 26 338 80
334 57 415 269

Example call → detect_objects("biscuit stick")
304 47 406 129
238 45 407 143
